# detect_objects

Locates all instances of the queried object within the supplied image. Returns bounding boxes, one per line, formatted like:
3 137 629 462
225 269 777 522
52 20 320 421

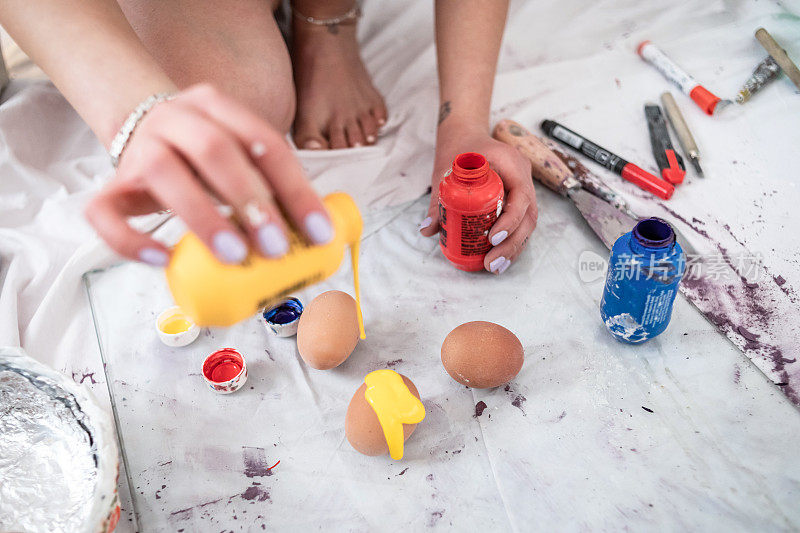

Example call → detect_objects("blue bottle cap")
262 297 304 337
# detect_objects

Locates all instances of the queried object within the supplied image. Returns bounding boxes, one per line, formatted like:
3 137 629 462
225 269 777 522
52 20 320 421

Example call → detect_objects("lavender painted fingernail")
304 212 333 244
213 231 248 264
257 223 289 258
139 247 169 267
498 258 512 274
489 256 506 273
490 230 508 246
418 217 432 231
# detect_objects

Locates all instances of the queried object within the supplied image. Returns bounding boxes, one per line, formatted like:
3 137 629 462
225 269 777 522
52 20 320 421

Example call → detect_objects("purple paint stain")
155 490 161 499
242 447 275 478
386 359 403 367
72 371 98 385
242 485 270 502
474 401 487 417
398 467 409 476
774 275 786 286
511 395 526 412
428 510 445 527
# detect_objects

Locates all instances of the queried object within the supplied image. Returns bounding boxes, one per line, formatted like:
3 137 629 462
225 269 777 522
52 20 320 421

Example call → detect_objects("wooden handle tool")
660 91 703 176
492 119 579 195
755 27 800 91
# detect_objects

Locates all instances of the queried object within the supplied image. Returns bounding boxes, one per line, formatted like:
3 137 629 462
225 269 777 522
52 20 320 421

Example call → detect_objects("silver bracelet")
109 92 176 168
292 2 361 28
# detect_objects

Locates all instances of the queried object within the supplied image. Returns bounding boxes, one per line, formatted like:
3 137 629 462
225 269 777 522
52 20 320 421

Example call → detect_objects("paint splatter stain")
428 510 445 527
242 484 270 502
556 410 567 421
386 359 403 367
71 370 98 385
474 401 487 417
511 395 527 412
642 406 654 413
242 447 278 478
733 364 741 384
398 467 409 476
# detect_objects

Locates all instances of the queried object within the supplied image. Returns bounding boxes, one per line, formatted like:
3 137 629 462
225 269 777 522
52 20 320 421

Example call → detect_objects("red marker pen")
541 120 674 200
637 41 724 116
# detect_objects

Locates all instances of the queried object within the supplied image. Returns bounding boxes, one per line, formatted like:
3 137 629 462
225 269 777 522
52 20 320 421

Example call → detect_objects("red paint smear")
203 348 244 383
268 460 280 470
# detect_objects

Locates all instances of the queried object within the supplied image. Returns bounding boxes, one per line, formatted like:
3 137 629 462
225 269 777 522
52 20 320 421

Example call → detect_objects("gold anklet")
292 2 361 31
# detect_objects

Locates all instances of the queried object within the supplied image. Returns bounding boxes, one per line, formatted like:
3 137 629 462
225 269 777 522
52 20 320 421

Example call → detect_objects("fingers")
85 186 171 266
152 102 289 258
484 208 537 274
124 137 250 264
180 83 333 245
418 192 440 237
419 174 444 237
488 188 530 248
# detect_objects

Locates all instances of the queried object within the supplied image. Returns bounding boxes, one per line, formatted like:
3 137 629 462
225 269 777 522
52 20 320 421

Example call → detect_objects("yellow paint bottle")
165 192 365 337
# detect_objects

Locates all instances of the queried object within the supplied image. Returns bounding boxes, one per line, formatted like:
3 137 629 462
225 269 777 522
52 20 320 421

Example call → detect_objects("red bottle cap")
636 40 651 56
202 348 248 394
689 85 721 115
621 164 675 200
661 150 685 184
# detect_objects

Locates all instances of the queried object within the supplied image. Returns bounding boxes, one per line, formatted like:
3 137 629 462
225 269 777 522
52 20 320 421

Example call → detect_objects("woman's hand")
419 118 537 274
86 83 333 266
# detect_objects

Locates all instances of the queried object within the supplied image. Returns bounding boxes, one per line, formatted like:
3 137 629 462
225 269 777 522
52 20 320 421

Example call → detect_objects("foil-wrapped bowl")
0 347 120 532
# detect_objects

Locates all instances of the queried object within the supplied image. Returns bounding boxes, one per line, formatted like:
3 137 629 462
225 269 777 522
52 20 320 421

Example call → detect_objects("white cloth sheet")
1 0 799 530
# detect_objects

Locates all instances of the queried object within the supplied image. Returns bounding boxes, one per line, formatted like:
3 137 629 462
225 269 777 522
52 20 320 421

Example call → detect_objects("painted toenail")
366 135 376 143
353 142 363 148
304 140 323 150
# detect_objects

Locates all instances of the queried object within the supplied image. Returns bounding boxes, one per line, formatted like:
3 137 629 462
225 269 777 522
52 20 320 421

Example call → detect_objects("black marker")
540 119 674 200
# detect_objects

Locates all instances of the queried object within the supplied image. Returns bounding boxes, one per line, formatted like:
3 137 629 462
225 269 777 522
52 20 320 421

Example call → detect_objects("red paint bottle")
438 153 504 271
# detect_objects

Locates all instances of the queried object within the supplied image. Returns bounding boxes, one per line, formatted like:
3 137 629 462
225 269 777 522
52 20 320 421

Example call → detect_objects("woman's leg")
117 0 296 133
290 0 387 149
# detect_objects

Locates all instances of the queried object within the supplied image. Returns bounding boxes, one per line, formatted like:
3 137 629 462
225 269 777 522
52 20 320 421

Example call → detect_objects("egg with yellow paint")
345 370 425 459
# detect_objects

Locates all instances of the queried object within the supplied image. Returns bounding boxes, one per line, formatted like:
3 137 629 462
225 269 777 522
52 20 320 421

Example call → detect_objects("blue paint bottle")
600 218 685 343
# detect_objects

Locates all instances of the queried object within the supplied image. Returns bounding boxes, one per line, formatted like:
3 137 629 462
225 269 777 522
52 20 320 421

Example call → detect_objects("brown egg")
441 321 524 388
296 290 360 370
345 374 420 457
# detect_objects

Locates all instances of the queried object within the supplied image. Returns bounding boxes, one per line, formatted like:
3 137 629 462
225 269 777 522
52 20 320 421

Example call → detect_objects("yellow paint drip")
364 369 425 460
351 239 365 339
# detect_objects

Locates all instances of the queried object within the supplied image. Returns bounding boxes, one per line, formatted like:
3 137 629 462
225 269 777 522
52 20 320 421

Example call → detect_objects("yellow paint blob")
161 316 192 334
364 369 425 460
165 193 366 337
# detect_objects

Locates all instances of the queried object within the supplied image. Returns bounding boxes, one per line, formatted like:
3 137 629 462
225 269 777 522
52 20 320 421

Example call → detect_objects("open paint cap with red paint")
202 348 248 394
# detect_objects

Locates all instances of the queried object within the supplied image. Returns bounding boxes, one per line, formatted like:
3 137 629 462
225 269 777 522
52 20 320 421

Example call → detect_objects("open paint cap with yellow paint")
156 306 200 347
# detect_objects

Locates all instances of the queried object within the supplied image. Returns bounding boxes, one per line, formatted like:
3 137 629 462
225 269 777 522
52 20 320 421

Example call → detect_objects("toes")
358 113 378 144
293 122 328 150
345 119 366 147
371 102 388 127
328 122 348 150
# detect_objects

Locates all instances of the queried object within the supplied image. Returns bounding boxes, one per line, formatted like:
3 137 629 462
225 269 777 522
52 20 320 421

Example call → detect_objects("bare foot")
291 17 387 149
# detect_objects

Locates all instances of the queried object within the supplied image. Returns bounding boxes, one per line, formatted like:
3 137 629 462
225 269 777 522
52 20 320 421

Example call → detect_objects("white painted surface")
1 0 799 530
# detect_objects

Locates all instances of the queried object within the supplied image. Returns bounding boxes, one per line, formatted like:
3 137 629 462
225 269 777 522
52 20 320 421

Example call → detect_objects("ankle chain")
292 2 361 31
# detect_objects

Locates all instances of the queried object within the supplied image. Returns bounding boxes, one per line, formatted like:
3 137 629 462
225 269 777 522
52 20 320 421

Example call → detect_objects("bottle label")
439 205 498 256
